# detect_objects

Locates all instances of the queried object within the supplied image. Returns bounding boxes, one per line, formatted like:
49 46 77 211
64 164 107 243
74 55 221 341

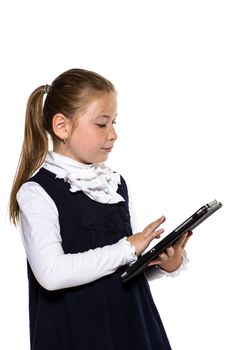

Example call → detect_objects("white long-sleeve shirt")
17 152 187 291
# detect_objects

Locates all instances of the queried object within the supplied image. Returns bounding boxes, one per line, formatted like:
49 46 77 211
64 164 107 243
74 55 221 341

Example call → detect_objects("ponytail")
9 86 48 225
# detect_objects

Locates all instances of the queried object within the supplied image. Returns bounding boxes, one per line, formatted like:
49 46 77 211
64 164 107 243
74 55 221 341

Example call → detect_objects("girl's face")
60 92 118 164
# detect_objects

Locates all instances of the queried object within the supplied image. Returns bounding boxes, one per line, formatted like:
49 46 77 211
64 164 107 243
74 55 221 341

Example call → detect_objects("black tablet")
121 200 222 283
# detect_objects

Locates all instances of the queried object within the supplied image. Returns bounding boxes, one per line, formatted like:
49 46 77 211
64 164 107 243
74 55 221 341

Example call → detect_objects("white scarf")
44 151 125 204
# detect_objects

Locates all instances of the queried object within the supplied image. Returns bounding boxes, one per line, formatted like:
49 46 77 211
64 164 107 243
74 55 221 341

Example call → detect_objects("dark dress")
27 168 172 350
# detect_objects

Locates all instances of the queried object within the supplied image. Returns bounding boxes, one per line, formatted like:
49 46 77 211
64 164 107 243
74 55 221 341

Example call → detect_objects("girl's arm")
17 182 137 291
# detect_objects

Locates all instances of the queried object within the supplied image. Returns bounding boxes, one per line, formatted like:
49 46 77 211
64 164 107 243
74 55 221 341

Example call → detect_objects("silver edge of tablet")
207 199 222 210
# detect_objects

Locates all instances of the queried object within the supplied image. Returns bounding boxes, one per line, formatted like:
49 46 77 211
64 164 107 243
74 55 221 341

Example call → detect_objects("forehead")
78 93 117 121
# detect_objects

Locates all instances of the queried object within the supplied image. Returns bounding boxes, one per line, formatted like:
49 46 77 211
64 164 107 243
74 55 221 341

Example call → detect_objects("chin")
95 155 109 163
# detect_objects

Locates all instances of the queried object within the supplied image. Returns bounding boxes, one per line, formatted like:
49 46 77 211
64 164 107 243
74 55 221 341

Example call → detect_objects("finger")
173 232 190 249
152 228 164 239
148 257 164 266
158 252 168 261
166 246 174 257
145 216 166 234
181 231 193 248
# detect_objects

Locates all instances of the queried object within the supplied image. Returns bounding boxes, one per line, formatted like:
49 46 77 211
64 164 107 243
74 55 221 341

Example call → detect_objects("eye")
96 124 107 128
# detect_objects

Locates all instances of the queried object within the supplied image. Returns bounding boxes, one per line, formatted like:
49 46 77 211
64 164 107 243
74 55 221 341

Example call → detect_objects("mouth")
102 146 113 152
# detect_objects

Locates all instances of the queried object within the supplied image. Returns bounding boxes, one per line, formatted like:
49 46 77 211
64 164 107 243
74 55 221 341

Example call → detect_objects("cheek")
80 129 103 149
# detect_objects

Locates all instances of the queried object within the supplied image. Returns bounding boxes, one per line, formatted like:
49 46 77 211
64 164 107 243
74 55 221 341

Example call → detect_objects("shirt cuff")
120 237 138 266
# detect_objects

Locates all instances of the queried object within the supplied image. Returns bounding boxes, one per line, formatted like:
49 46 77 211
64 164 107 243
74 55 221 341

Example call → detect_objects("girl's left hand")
148 231 193 272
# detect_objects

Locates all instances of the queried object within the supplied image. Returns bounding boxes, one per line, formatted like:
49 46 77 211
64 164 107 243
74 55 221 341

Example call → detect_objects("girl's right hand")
127 216 166 256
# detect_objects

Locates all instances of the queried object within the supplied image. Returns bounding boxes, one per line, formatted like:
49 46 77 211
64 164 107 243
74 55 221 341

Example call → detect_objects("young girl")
10 68 191 350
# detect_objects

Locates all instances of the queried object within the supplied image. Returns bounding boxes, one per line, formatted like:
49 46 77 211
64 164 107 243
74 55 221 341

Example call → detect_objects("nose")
108 124 118 141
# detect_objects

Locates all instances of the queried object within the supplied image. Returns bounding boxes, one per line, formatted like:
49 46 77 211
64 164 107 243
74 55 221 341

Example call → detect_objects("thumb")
174 231 192 249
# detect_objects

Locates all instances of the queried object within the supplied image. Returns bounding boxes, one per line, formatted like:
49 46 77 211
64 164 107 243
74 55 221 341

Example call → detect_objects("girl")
10 68 191 350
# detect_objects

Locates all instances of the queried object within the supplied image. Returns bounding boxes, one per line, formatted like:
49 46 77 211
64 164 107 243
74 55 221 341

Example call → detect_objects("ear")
52 113 72 141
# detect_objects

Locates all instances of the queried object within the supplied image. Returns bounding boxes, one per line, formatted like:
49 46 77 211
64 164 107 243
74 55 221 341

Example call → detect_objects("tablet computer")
121 199 222 283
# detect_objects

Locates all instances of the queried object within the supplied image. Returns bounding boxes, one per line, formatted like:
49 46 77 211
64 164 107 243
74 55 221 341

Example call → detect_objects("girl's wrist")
158 256 183 273
156 251 189 277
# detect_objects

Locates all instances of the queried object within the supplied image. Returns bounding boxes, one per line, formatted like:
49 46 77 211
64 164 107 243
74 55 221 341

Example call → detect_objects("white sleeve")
17 182 137 291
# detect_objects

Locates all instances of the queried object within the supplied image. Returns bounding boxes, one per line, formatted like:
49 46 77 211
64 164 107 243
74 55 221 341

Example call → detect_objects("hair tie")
44 84 51 94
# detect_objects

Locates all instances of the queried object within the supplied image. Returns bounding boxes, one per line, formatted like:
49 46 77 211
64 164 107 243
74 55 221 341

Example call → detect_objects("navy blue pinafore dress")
27 168 172 350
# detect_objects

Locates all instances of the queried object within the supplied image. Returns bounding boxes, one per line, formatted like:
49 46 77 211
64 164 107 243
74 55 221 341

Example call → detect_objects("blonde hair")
9 68 115 225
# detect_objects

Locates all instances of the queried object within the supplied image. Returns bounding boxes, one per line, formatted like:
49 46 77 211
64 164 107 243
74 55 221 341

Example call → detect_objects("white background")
1 1 232 349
